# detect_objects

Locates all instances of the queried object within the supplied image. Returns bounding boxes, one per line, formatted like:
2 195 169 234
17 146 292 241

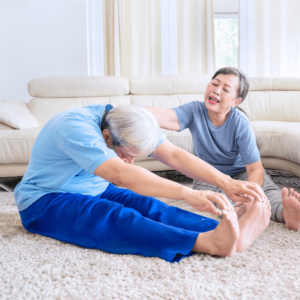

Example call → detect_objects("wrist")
216 174 232 192
181 186 192 201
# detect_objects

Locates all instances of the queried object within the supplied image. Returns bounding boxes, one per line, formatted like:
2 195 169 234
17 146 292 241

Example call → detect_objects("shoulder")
176 100 204 112
230 109 256 141
231 108 251 127
51 105 104 142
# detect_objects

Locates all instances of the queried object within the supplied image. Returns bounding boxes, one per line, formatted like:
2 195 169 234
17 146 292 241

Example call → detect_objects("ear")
232 98 242 107
102 129 112 144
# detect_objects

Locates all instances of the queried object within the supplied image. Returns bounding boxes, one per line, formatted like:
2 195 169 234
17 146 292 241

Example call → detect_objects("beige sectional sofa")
1 75 299 188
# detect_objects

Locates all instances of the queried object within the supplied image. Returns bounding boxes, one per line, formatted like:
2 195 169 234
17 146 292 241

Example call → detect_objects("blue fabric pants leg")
20 184 219 263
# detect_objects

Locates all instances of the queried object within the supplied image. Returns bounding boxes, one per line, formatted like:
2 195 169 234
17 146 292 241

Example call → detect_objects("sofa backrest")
241 77 300 122
129 74 210 108
27 76 130 128
27 75 300 129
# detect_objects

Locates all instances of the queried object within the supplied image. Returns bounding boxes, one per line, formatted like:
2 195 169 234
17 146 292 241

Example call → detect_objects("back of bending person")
147 67 300 234
15 104 264 263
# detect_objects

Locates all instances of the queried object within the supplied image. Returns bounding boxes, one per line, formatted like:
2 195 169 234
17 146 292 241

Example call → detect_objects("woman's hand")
221 177 265 203
182 187 234 216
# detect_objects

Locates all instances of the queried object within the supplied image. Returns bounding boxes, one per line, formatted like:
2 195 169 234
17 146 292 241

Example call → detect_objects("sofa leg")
0 183 14 192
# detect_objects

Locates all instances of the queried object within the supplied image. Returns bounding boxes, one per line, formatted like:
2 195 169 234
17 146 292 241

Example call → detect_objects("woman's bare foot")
236 199 270 252
235 202 250 219
282 188 300 230
193 210 239 257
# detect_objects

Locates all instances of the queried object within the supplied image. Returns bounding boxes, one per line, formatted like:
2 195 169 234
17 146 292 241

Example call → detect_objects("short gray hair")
212 67 249 103
101 105 162 156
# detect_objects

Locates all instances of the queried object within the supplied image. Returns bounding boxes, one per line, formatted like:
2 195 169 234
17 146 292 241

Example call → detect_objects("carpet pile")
0 170 300 299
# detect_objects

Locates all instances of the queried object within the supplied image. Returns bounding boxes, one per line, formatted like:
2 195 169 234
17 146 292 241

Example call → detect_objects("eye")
224 89 229 93
212 83 217 86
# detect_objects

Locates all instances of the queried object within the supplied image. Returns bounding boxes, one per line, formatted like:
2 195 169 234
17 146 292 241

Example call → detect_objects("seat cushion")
253 121 300 165
0 128 40 164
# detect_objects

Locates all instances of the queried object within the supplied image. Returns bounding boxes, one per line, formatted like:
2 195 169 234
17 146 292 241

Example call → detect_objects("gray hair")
101 105 162 156
212 67 249 103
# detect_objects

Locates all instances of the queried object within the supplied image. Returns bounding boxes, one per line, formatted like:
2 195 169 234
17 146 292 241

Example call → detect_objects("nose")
213 86 221 96
123 157 135 164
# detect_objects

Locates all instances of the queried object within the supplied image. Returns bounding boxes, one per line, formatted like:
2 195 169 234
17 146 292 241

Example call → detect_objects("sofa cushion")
239 91 300 122
0 100 39 130
248 77 300 91
130 74 211 95
0 128 40 164
130 94 204 108
253 121 300 165
28 76 129 98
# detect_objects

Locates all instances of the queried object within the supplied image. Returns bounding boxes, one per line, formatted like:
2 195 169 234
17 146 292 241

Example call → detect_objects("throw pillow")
0 100 39 129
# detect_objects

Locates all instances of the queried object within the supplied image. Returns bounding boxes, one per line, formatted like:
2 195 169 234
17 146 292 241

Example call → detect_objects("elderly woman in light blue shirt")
15 103 265 262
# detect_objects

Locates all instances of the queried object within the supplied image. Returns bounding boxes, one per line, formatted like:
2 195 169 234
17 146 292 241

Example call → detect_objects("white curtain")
103 0 215 77
253 0 300 77
177 0 215 75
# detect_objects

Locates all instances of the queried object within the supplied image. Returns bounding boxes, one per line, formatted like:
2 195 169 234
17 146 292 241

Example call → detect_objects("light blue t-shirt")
15 104 166 212
173 101 260 177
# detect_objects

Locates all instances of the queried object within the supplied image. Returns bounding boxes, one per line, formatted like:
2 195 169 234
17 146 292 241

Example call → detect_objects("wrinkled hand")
183 187 234 216
221 177 265 203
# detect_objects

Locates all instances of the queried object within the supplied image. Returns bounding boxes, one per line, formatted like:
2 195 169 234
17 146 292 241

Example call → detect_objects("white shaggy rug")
1 189 300 300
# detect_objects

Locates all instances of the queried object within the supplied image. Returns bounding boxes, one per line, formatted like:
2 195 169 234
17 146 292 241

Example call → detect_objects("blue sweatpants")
20 183 219 263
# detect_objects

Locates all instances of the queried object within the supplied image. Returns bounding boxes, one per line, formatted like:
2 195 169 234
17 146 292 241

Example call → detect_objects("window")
213 0 239 70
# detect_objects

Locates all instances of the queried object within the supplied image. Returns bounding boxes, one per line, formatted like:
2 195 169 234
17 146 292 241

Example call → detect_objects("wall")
0 0 88 102
214 0 238 13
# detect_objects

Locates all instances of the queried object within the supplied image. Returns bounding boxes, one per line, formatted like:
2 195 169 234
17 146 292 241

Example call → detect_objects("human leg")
101 183 219 233
19 192 199 262
101 184 240 257
19 190 240 262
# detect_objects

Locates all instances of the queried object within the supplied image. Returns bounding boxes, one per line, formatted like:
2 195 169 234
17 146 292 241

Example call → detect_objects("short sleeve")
156 132 167 147
172 101 197 131
63 127 118 175
237 121 261 165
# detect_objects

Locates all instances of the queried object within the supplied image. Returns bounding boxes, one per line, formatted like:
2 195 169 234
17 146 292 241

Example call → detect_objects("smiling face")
204 73 242 118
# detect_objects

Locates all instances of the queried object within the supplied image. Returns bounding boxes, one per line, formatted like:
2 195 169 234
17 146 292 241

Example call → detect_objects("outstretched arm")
152 141 265 203
95 157 233 215
145 107 181 131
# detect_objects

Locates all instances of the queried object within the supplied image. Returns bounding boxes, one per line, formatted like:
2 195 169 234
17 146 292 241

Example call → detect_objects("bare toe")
282 188 288 198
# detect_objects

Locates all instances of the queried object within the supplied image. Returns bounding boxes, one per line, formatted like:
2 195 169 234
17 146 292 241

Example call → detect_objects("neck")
207 109 231 127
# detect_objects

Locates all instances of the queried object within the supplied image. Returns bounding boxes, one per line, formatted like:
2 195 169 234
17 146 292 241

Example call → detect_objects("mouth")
208 96 220 105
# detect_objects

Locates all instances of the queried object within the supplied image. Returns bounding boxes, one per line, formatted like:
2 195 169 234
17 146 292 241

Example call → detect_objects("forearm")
114 163 188 200
247 168 265 187
155 146 230 191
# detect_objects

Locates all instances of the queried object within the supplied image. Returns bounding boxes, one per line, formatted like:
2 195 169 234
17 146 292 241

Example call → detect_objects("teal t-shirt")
173 101 261 176
15 104 165 211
